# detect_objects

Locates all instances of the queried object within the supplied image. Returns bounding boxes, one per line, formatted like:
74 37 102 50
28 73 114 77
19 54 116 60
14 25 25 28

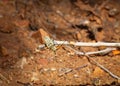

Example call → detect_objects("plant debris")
0 0 120 85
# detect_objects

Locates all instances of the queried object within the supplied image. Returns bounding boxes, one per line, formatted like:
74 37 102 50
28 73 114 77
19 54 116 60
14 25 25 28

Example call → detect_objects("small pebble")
0 15 3 18
30 56 34 59
73 74 79 78
35 48 40 53
51 68 56 71
109 8 119 17
43 68 49 72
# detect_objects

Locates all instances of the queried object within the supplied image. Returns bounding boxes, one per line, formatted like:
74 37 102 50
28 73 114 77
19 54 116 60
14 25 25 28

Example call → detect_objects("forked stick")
67 46 120 80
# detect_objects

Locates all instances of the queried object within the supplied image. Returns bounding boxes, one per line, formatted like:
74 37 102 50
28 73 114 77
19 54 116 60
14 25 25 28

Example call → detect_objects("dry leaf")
112 50 120 55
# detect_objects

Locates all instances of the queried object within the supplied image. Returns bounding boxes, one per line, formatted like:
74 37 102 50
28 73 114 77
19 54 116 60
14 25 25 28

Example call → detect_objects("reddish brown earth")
0 0 120 85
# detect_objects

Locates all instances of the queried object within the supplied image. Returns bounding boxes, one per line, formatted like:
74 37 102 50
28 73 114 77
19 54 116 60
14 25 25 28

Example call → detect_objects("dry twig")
0 73 10 83
58 64 87 76
38 38 120 50
54 40 120 47
36 33 120 80
87 55 120 80
67 46 120 80
66 46 116 55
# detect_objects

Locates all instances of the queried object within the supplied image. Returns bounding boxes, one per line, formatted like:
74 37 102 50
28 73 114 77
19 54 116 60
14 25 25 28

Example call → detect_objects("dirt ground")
0 0 120 85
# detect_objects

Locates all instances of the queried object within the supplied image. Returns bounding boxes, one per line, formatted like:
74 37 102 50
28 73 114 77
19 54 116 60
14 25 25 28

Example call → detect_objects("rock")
0 14 3 18
108 8 119 17
31 28 50 44
39 28 50 43
76 31 81 41
31 72 39 82
0 45 8 57
92 67 105 78
118 79 120 84
15 57 27 69
37 58 48 67
14 20 29 28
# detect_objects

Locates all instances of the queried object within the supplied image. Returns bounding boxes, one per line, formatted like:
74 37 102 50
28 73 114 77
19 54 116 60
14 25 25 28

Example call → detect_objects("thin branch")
0 73 10 83
54 40 120 47
67 46 120 80
66 46 116 55
87 55 120 80
85 48 116 55
37 37 120 79
58 64 87 76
